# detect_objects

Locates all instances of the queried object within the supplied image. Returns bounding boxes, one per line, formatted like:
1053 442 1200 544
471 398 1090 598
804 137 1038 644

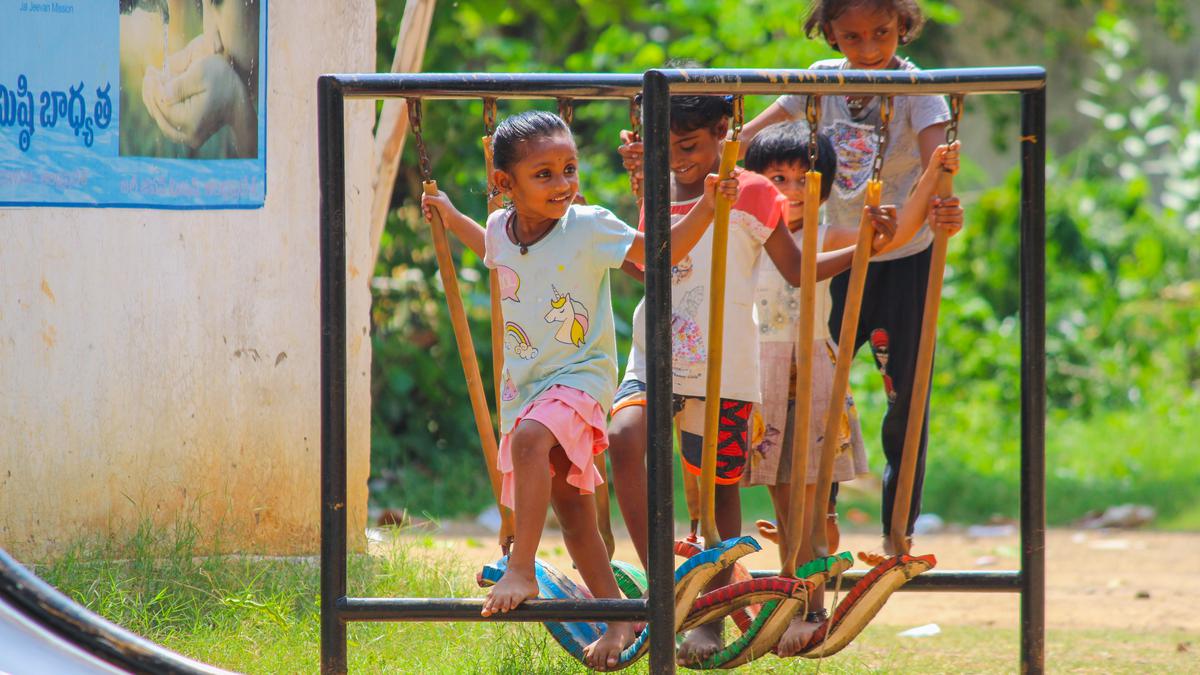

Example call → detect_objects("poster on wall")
0 1 267 209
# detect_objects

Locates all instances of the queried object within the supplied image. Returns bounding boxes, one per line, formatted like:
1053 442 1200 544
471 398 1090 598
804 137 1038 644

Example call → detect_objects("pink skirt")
498 385 608 510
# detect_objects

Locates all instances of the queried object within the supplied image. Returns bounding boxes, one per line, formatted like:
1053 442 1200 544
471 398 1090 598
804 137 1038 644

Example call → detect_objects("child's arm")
624 174 738 266
420 190 486 259
763 207 897 286
824 141 960 253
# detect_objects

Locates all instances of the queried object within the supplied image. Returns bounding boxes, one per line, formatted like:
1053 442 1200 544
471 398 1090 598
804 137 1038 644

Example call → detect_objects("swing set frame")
318 66 1047 675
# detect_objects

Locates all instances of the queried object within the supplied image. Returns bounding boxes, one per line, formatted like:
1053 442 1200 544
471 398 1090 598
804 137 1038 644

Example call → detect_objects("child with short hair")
740 0 955 564
608 92 932 664
421 110 737 670
742 121 962 654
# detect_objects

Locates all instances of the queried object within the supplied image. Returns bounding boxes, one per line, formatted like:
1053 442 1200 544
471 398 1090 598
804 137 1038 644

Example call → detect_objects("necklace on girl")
507 211 552 255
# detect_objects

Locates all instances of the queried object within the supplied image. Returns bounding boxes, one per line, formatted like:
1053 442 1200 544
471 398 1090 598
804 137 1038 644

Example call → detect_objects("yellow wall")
0 1 377 559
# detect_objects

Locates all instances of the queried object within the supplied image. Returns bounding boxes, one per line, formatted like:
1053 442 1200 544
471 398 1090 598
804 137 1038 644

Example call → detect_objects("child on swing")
421 110 737 670
739 0 955 565
608 90 930 665
741 121 962 654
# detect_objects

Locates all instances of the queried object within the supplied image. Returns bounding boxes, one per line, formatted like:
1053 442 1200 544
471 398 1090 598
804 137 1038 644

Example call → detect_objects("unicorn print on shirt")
544 285 590 348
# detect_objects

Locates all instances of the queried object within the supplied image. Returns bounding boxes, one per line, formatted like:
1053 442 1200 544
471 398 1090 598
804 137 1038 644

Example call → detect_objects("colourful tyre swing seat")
477 535 760 670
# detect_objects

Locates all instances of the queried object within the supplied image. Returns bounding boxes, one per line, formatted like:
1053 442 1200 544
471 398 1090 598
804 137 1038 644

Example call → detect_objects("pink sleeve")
733 175 788 244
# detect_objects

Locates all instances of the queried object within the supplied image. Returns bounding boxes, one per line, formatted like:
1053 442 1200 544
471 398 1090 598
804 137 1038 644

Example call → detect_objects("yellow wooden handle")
810 179 881 560
699 140 740 548
889 165 955 555
781 169 823 577
481 136 515 548
424 180 511 550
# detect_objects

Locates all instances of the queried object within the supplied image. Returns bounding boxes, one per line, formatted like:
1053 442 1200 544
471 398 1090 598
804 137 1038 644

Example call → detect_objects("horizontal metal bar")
337 597 648 622
329 73 644 100
322 67 1046 101
658 67 1047 95
749 569 1021 592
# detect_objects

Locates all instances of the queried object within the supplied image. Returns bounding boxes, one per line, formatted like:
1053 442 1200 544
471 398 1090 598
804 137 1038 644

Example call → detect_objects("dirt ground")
410 526 1200 633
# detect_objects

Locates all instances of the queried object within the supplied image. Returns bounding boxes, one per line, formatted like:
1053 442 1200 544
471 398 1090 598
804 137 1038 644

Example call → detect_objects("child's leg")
607 401 649 569
869 249 932 560
676 398 750 665
482 418 557 617
548 448 636 670
776 483 825 656
760 483 790 546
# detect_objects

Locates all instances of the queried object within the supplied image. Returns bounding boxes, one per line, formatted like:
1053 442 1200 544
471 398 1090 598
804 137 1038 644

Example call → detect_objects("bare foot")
676 621 723 666
755 519 779 545
583 621 636 671
857 535 911 566
481 568 538 616
775 614 823 656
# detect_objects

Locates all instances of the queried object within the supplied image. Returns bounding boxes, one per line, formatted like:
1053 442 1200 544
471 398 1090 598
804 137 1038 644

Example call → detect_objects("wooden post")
780 168 822 577
422 180 509 550
810 179 882 559
482 130 516 548
889 159 955 555
698 140 741 548
369 0 437 265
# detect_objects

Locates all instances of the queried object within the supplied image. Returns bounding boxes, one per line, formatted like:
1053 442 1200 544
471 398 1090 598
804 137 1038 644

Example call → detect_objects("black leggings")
828 245 932 538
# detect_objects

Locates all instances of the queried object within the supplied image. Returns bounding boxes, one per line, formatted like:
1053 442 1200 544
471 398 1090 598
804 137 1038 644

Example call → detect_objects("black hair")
491 110 572 173
659 58 733 134
744 122 837 202
803 0 925 48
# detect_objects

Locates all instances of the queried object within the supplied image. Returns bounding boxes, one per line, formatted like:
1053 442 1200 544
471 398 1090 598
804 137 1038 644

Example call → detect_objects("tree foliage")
369 0 1199 523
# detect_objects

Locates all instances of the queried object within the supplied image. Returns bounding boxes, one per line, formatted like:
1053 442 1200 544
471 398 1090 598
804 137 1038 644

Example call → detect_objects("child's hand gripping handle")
810 179 883 560
423 180 514 551
889 141 959 556
697 140 740 548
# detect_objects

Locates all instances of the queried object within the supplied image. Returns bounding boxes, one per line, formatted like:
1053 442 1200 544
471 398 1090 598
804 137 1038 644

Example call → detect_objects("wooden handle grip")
699 140 740 548
423 180 511 548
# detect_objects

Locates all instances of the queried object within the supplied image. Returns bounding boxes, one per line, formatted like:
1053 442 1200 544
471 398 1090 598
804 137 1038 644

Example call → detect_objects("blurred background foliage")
368 0 1199 529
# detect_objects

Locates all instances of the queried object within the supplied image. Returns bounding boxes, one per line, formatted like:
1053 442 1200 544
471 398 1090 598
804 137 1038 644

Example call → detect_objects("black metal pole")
337 597 647 622
642 69 676 675
318 75 349 675
1019 87 1047 675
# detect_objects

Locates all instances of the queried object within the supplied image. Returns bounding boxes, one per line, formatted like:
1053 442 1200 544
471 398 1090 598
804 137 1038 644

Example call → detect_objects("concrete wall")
0 2 377 558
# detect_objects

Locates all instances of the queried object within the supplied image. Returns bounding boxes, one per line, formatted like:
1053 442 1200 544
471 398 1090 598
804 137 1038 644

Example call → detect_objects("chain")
483 98 501 204
805 95 821 168
869 96 894 183
406 97 433 182
557 97 574 125
946 94 963 145
482 97 498 137
729 95 745 141
629 96 642 141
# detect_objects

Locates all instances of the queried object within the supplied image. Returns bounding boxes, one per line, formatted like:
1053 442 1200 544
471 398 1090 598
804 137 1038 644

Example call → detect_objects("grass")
26 523 1195 673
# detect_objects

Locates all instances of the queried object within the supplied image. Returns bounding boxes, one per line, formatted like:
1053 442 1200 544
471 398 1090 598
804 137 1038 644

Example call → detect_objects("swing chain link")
730 95 745 142
482 97 498 137
629 96 642 141
407 98 433 183
483 98 501 205
869 96 894 183
946 94 964 145
806 95 822 168
557 97 574 125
